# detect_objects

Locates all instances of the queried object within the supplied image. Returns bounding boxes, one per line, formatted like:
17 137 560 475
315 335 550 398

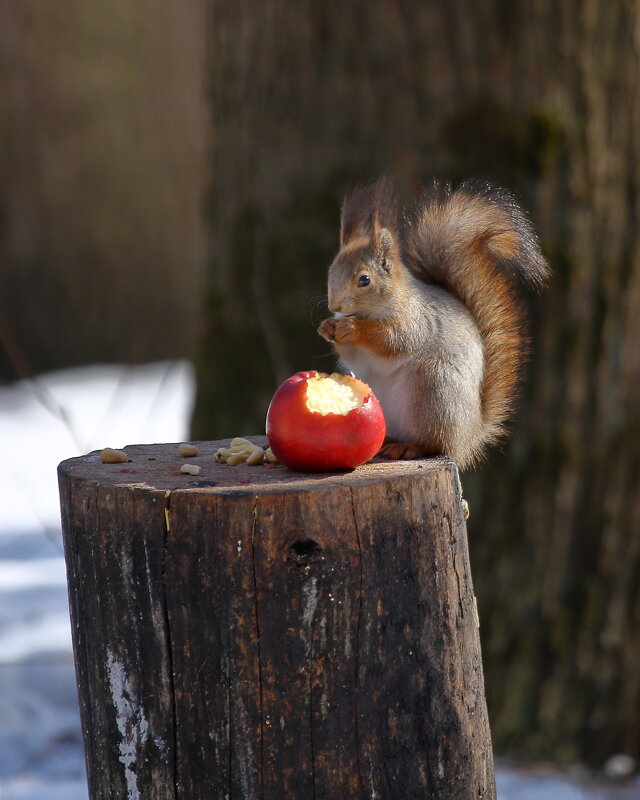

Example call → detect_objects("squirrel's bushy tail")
402 181 549 448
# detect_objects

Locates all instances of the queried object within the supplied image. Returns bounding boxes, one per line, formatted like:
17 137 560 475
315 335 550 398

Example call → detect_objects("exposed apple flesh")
304 372 369 414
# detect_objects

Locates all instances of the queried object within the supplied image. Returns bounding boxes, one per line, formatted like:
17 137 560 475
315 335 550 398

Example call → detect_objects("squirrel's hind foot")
378 441 427 460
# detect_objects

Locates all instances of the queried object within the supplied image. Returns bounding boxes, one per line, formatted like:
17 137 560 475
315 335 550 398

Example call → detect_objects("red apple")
265 370 386 471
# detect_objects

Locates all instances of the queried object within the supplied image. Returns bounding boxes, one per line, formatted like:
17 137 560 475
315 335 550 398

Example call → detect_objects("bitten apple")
265 370 386 471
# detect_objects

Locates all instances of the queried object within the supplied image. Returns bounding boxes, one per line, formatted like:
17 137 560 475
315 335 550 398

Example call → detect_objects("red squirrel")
317 177 549 470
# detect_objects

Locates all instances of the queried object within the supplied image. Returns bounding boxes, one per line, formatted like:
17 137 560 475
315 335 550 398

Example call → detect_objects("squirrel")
317 177 549 470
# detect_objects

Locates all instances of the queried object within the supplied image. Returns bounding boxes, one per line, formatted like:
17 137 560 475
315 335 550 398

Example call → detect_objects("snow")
0 361 638 799
0 362 193 800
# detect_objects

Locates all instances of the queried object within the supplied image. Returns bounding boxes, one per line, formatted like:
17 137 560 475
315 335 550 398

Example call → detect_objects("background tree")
194 0 640 767
0 0 209 377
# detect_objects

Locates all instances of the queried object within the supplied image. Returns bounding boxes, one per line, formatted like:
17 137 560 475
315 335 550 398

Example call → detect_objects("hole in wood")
289 538 321 558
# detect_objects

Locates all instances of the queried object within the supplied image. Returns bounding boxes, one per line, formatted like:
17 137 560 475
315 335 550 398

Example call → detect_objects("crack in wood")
300 570 318 800
379 725 397 800
348 486 367 799
444 511 465 621
250 494 266 800
160 489 179 800
308 656 317 800
227 668 233 800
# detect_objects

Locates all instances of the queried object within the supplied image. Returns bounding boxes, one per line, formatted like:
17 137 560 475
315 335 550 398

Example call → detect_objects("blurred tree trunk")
0 0 209 377
195 0 640 768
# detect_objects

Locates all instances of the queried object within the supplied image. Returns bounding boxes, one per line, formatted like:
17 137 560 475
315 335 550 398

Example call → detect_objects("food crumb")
215 438 266 466
264 446 278 463
100 448 128 464
178 443 199 457
180 463 201 476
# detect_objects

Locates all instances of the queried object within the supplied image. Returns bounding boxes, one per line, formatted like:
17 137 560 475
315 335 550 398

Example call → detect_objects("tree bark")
0 0 209 375
59 441 495 799
195 0 640 766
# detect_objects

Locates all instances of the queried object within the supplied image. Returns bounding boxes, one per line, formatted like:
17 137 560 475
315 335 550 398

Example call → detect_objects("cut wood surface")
58 438 496 800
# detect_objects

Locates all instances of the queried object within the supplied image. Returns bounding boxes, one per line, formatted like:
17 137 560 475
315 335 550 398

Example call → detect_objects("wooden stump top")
58 436 454 495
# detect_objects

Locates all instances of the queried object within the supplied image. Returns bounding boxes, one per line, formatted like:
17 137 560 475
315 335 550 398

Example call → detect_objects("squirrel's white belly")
339 352 417 442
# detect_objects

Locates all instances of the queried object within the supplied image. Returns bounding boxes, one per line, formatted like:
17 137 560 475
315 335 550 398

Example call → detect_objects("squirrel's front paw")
317 318 337 342
317 316 358 344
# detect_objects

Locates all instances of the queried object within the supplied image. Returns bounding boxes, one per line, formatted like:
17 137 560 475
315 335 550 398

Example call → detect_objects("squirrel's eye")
357 274 370 287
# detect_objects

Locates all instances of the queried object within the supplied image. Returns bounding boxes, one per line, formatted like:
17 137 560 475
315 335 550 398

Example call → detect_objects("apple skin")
265 370 386 472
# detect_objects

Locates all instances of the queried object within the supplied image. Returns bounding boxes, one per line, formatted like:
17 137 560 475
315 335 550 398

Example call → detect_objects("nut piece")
100 448 128 464
264 447 278 463
246 447 265 466
215 437 266 466
178 443 199 458
180 463 201 476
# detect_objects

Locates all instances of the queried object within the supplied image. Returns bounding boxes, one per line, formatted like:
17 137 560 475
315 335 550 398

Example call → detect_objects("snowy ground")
0 361 638 799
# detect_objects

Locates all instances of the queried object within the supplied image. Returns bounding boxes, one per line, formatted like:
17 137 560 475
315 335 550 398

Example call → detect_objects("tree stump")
58 437 496 800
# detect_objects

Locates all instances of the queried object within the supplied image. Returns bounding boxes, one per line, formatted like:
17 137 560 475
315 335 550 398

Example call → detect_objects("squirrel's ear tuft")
340 186 374 247
340 176 399 248
374 225 396 272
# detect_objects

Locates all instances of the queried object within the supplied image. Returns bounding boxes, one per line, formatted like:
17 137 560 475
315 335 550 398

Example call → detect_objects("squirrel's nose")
327 292 341 313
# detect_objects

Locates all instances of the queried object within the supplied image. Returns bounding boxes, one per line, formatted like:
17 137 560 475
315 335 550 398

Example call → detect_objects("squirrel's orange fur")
318 177 549 469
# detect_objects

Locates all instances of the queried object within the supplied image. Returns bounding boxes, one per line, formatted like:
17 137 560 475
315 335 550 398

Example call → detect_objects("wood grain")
59 439 495 799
